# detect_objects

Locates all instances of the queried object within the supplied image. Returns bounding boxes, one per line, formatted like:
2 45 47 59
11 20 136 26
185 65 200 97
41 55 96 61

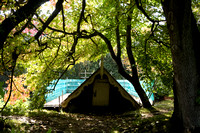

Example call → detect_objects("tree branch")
70 0 86 54
61 5 66 33
35 13 75 35
34 0 64 43
0 0 49 50
135 0 164 23
14 15 33 36
94 30 134 81
77 0 86 33
146 22 170 48
50 55 75 91
1 49 18 116
126 0 138 77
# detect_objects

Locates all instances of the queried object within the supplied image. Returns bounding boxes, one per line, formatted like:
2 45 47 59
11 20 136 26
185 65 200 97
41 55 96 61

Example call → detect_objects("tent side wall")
63 84 94 112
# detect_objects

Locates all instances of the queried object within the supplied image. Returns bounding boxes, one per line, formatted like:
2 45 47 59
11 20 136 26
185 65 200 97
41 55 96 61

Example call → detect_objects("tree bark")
0 0 48 50
162 0 200 132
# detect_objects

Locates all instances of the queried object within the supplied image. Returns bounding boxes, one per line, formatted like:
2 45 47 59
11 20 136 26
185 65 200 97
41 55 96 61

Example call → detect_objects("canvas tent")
61 67 140 113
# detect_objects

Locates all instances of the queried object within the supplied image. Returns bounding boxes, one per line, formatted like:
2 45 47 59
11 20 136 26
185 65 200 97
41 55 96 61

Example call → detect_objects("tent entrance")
92 79 110 106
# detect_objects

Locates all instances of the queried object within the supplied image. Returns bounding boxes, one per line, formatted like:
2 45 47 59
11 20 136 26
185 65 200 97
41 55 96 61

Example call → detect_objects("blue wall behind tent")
45 79 154 103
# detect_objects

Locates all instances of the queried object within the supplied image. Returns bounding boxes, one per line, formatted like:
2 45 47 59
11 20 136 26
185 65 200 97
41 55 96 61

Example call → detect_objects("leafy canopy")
0 0 177 108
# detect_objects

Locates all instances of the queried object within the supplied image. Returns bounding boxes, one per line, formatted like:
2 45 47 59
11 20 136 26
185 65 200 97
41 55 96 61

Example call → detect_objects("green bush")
1 99 30 116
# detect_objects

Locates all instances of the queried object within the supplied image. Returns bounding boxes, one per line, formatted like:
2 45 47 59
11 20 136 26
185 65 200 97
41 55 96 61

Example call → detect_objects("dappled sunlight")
0 0 198 131
2 100 173 132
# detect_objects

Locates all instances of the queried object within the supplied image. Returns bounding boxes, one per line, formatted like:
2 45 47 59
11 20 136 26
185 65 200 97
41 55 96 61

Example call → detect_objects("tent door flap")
92 80 110 106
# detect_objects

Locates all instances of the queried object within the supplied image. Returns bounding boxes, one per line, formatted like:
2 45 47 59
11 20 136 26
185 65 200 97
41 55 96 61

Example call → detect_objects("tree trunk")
96 31 152 108
128 76 152 108
126 0 152 108
116 62 152 108
162 0 200 132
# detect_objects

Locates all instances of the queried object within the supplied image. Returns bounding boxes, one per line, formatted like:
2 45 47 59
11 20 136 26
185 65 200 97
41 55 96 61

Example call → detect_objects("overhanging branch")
0 0 49 50
34 0 64 44
135 0 165 23
35 13 75 36
69 0 86 54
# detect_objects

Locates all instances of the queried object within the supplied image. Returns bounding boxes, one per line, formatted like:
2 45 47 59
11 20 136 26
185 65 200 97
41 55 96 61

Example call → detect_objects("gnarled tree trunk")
162 0 200 132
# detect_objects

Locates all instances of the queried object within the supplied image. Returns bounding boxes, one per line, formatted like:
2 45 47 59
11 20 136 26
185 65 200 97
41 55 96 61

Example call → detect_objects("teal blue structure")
45 79 154 103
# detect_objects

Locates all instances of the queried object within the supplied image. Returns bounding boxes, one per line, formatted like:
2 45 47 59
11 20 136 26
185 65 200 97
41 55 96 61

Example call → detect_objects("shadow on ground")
2 100 174 133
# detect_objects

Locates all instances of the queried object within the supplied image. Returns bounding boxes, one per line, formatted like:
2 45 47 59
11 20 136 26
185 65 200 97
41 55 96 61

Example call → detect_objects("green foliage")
3 118 29 133
0 81 5 98
192 0 200 31
64 54 124 79
86 0 173 98
28 86 47 110
1 99 30 116
0 0 175 109
46 128 52 133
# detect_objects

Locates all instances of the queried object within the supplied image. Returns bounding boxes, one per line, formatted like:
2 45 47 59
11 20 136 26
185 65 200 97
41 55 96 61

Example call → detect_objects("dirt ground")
2 100 174 133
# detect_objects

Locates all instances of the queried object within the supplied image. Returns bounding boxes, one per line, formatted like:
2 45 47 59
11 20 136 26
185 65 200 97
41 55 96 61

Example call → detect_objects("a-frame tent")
61 67 140 113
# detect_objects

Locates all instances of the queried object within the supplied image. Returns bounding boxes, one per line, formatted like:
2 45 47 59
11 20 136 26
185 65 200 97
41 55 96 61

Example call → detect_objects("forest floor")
2 99 173 133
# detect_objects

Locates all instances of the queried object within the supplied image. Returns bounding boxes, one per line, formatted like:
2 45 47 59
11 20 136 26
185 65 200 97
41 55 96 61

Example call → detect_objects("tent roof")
61 67 141 110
